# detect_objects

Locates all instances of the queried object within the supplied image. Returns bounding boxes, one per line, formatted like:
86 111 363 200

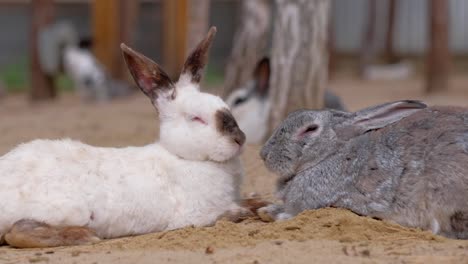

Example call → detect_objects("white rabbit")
226 57 347 144
0 27 248 248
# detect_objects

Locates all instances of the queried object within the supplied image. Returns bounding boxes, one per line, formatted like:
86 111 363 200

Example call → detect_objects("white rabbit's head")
122 27 245 162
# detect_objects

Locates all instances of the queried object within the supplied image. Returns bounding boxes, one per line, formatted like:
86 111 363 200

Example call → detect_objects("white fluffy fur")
0 73 244 240
226 84 271 144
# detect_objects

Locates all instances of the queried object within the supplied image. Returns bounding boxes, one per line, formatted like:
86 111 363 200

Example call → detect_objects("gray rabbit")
259 100 468 239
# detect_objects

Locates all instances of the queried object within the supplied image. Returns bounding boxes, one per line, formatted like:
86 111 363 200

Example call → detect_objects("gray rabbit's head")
260 100 427 180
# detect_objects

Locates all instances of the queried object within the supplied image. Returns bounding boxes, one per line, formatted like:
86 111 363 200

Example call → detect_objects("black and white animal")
0 27 248 248
63 44 133 102
38 21 132 102
259 100 468 239
225 57 346 144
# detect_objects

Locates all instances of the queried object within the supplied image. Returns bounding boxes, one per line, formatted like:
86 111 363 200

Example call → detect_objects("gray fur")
259 100 468 239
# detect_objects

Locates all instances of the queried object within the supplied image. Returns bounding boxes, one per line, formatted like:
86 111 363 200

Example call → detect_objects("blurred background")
0 0 467 152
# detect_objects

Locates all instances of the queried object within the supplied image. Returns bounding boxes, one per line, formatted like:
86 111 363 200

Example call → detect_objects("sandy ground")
1 74 468 263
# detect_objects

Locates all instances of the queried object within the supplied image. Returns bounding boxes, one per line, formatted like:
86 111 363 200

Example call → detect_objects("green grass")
204 63 224 87
0 58 74 93
55 74 74 91
1 59 226 94
1 58 29 92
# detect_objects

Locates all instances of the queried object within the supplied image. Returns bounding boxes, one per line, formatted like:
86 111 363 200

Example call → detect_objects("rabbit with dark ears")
259 100 468 239
225 58 272 144
0 27 249 248
226 57 347 144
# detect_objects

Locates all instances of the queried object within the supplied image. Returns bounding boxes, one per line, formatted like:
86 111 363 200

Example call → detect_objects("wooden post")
119 0 140 80
328 5 336 79
186 0 211 55
359 0 377 76
163 0 188 79
92 0 120 78
30 0 56 101
384 0 398 63
427 0 450 93
268 0 330 133
92 1 139 80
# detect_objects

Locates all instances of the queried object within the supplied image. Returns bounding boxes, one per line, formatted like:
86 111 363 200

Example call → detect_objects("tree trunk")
268 0 330 133
223 0 271 98
30 0 56 101
328 4 336 79
359 0 377 76
186 0 211 55
427 0 450 93
384 0 398 63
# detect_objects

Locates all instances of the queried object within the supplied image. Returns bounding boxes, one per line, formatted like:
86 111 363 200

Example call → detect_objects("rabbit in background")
0 27 249 248
63 44 134 102
226 57 347 144
38 21 133 102
258 100 468 239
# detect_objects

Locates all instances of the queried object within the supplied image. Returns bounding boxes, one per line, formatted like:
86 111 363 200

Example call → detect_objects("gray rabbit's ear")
337 100 427 139
352 100 427 130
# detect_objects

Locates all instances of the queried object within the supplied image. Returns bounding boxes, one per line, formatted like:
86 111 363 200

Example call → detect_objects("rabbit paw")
4 219 100 248
257 204 291 222
240 194 271 214
218 206 254 223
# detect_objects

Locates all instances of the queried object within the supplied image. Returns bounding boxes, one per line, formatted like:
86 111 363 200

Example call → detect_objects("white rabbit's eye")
190 116 207 125
298 124 319 137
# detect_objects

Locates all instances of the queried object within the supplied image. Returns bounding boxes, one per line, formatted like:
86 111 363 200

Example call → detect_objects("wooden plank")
186 0 210 55
384 0 398 63
91 0 120 78
91 0 140 80
426 0 450 93
30 0 56 101
119 0 140 80
163 0 188 79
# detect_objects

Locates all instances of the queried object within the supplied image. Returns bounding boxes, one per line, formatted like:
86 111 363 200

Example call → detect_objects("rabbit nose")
233 129 246 146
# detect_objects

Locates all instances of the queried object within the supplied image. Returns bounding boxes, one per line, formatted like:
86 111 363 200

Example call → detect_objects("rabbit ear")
351 100 427 131
336 100 426 140
121 43 175 103
253 57 270 96
180 26 217 85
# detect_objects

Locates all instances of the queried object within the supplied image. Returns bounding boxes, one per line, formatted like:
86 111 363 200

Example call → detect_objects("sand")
1 74 468 263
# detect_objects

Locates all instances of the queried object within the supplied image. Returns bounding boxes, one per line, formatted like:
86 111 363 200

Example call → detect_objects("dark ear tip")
120 44 150 66
120 43 133 55
255 57 271 75
208 26 217 36
259 57 270 65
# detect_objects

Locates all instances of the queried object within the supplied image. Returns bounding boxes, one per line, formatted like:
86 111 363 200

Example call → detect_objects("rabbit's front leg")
217 204 254 223
257 204 293 222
